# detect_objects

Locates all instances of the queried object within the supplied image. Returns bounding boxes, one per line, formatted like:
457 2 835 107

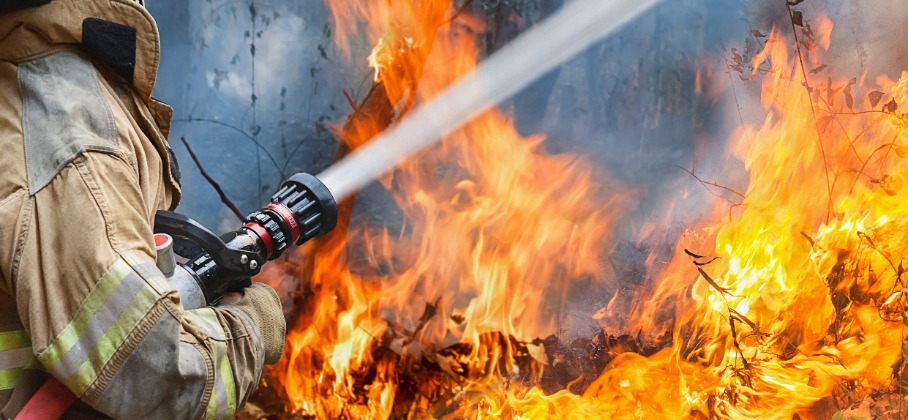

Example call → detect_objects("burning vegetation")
241 1 908 418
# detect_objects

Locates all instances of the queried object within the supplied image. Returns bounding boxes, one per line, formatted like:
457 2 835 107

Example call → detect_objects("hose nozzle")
243 173 337 259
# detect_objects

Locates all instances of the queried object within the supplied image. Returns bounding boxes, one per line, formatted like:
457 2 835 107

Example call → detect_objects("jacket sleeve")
14 150 265 419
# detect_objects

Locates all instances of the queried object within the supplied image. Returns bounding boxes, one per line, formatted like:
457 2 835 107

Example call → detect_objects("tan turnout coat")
0 1 266 418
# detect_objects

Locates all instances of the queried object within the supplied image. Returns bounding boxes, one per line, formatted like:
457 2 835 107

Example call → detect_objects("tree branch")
180 136 245 222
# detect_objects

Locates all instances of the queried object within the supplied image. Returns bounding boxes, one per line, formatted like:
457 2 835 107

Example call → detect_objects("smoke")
748 0 908 81
507 0 753 338
578 0 908 337
148 0 750 341
150 0 354 230
148 0 908 342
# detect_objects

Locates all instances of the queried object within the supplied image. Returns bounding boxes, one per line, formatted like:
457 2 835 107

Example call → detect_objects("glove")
225 282 286 364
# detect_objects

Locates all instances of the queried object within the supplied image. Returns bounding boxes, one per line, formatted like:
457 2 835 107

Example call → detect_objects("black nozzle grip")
285 173 337 242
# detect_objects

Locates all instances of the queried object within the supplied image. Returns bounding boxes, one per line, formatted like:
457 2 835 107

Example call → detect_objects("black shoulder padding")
0 0 52 15
81 18 137 83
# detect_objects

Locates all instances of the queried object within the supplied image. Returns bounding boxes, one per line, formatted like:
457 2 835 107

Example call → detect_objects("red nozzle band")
266 202 300 244
244 222 273 259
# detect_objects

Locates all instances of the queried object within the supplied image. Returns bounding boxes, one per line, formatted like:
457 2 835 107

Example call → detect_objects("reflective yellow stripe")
0 368 20 391
23 356 41 370
37 252 166 396
184 309 237 419
122 250 171 294
0 330 32 390
0 331 30 351
215 326 237 419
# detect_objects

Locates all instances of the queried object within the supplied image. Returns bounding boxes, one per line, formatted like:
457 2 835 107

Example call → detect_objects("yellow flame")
261 4 908 418
263 0 630 417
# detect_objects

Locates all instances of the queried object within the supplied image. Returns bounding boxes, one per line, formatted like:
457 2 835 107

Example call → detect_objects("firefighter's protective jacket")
0 1 268 418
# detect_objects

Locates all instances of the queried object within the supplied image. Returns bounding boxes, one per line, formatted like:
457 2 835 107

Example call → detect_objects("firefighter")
0 0 287 418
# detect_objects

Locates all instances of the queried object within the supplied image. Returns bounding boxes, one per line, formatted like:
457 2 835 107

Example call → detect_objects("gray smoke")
149 0 907 341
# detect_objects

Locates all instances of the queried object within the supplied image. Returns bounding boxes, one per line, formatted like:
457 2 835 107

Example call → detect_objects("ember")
246 1 908 418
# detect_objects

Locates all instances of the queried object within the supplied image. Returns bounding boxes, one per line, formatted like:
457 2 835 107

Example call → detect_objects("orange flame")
259 3 908 418
261 0 630 417
469 14 908 418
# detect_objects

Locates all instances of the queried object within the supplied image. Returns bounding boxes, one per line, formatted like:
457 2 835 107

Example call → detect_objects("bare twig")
674 165 745 200
180 137 245 222
786 3 833 223
857 231 900 282
723 52 754 146
442 0 474 26
401 298 442 347
173 116 284 177
343 90 359 112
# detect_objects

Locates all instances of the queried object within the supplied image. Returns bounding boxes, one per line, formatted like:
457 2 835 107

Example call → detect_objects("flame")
260 0 629 417
469 14 908 418
257 3 908 418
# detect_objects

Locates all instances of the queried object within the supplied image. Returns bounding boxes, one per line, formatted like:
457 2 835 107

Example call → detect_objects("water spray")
318 0 662 201
153 0 660 307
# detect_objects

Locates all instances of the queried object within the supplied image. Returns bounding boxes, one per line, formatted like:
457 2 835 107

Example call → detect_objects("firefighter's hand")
222 282 286 364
